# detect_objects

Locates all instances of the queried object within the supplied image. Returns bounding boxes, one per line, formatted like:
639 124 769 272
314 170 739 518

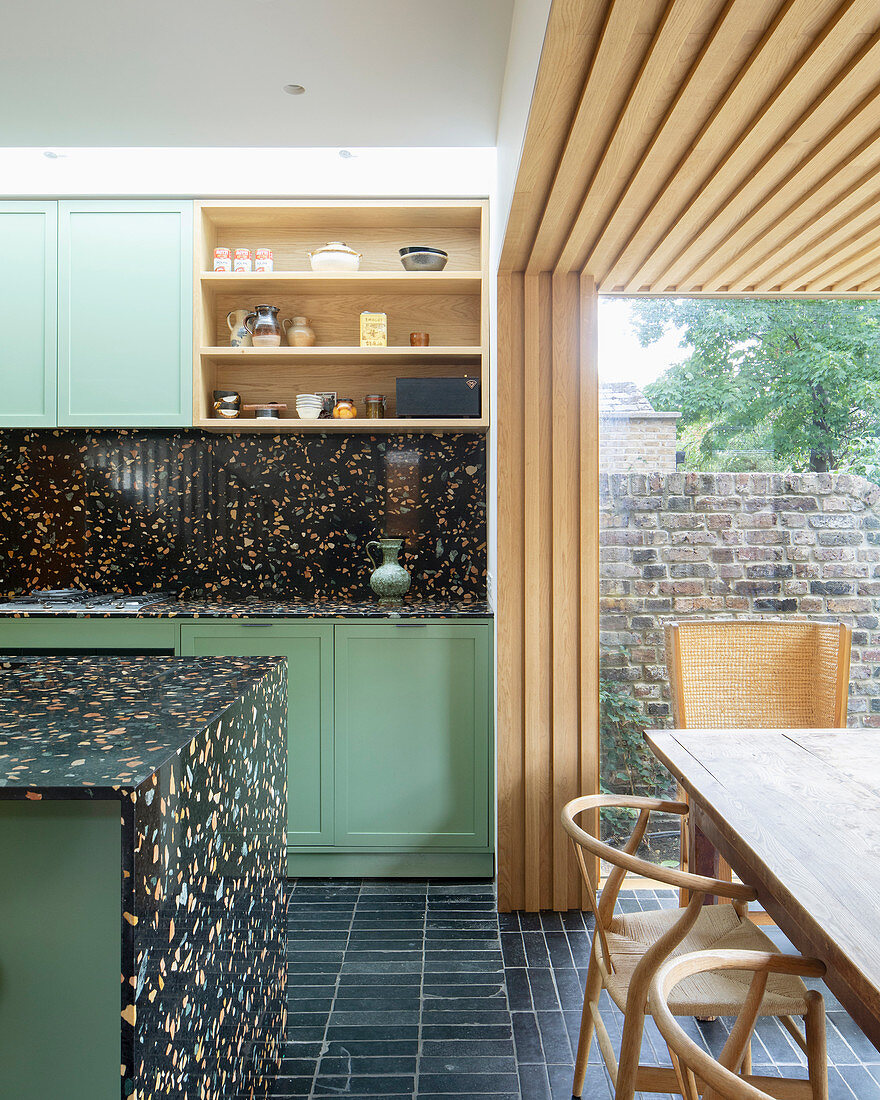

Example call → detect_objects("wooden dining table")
646 728 880 1052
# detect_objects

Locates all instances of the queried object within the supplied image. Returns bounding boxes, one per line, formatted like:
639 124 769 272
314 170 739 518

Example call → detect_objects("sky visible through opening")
598 296 687 387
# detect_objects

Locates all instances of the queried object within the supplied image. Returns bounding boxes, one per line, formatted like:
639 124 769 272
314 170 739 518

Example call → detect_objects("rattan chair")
650 950 828 1100
664 619 852 898
561 794 829 1100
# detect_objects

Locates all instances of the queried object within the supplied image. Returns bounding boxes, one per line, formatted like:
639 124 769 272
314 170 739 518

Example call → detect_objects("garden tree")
635 298 880 473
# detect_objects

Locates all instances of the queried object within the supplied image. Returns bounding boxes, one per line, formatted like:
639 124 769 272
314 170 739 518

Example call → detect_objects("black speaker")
396 376 481 418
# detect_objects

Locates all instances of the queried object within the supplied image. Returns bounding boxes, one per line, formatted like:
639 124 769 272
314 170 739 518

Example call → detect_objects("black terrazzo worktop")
0 655 284 791
0 597 493 619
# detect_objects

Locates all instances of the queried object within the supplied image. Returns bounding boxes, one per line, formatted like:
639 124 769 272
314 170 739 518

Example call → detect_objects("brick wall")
600 413 680 473
600 471 880 728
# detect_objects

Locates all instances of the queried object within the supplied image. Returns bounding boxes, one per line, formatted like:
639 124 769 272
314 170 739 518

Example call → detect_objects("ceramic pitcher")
226 309 253 348
245 304 283 347
366 538 411 604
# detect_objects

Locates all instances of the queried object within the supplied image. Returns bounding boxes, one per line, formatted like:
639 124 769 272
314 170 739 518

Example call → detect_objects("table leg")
690 805 720 903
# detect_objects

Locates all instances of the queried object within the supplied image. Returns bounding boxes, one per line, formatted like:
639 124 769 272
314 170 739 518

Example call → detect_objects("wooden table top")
646 728 880 1050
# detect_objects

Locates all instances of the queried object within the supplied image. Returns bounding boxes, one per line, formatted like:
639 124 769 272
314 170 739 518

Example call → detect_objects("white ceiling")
1 0 514 147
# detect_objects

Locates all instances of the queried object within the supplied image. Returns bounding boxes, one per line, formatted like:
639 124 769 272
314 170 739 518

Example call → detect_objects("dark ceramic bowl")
399 246 449 272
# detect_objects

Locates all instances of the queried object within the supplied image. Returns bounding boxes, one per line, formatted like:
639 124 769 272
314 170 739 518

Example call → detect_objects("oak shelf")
196 416 488 434
199 346 483 365
199 270 482 295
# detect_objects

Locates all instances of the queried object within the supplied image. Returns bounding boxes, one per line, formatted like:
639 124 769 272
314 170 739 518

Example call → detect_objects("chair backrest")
665 619 851 729
649 949 826 1100
561 795 756 976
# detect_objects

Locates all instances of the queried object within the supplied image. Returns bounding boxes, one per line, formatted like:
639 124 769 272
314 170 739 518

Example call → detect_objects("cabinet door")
58 201 192 427
334 624 491 848
179 622 334 847
0 202 57 427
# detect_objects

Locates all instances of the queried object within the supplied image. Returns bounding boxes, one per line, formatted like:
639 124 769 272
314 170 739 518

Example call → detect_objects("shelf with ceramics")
193 200 489 431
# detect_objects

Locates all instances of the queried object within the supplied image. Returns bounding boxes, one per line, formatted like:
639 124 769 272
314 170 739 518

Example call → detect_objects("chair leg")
742 1038 751 1075
614 996 647 1100
572 950 602 1098
804 990 828 1100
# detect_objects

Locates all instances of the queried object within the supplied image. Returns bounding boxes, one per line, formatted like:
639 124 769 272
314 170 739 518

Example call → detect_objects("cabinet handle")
241 622 274 628
394 624 428 628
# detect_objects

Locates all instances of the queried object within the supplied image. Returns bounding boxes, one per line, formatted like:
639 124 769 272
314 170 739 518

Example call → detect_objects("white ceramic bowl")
296 407 322 420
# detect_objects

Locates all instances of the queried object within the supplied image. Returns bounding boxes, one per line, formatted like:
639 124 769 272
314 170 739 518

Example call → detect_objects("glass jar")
332 398 358 419
365 394 386 419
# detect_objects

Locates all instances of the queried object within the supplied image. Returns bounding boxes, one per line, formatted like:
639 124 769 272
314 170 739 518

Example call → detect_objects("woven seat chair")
561 794 829 1100
650 949 828 1100
665 619 851 899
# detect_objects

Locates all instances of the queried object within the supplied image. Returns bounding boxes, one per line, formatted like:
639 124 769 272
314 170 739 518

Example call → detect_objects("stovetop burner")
0 589 174 614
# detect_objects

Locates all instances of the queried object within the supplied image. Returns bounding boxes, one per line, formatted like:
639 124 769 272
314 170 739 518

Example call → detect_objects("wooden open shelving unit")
193 200 489 432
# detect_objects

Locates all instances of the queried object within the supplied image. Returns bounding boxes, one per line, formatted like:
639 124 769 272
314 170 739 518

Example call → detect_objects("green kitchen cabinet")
178 621 334 847
0 617 179 651
0 201 57 427
58 200 193 427
334 623 492 849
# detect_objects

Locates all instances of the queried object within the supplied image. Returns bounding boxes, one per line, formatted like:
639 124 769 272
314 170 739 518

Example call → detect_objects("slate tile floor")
273 880 880 1099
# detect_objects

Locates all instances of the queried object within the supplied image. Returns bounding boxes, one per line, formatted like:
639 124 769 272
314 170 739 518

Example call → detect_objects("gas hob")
0 589 173 614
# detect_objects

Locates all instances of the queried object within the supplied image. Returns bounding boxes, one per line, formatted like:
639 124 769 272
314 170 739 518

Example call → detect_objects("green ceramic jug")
366 538 411 604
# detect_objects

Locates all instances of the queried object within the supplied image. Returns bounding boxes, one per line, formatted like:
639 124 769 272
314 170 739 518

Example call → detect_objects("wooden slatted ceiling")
497 0 880 910
500 0 880 293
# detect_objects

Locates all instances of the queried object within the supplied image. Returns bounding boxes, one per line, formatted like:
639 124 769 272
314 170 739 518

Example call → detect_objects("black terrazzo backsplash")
0 430 487 600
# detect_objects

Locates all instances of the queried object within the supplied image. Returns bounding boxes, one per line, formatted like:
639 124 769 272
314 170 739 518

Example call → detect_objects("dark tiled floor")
274 880 880 1099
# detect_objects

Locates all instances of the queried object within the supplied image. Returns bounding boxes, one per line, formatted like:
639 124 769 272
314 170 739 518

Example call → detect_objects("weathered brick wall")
600 471 880 728
600 414 680 472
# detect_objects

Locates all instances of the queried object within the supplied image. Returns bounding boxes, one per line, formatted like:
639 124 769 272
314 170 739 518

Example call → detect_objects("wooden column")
497 268 599 912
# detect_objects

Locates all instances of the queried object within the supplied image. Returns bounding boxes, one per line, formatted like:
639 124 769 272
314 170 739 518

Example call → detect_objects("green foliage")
634 298 880 473
599 671 674 846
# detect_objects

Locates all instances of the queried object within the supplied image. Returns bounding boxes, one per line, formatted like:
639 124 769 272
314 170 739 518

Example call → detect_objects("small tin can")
360 311 387 347
233 247 253 272
254 247 274 272
213 246 232 272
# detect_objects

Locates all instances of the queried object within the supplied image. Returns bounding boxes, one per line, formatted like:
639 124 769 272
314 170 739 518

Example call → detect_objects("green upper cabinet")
178 621 335 847
58 200 193 427
0 202 57 428
334 623 492 849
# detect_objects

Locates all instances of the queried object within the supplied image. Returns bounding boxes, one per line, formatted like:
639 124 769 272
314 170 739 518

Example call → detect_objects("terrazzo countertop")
0 655 285 791
0 596 493 619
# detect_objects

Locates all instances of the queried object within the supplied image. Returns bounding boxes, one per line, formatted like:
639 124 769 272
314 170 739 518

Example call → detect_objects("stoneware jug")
366 538 411 604
282 316 316 347
226 309 253 348
245 304 283 347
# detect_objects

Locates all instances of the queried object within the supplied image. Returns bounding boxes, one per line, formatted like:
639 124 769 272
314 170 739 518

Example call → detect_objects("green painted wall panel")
0 201 57 427
58 200 193 427
334 624 491 848
179 622 334 846
0 617 180 650
0 800 120 1098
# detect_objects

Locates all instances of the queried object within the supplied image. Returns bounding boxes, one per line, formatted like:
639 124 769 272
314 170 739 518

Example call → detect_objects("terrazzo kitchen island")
0 654 287 1100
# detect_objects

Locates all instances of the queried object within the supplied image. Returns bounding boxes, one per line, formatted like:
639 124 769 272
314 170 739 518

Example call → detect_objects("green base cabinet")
0 201 57 428
0 617 494 876
178 622 334 848
334 623 491 849
58 201 193 427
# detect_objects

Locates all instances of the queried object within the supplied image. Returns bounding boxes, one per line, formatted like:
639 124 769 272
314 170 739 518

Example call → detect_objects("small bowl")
402 251 451 272
296 407 322 420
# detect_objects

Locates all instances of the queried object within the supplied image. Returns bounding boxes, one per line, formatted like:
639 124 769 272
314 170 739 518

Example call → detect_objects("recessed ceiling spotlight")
283 84 306 96
43 150 67 159
339 149 356 159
